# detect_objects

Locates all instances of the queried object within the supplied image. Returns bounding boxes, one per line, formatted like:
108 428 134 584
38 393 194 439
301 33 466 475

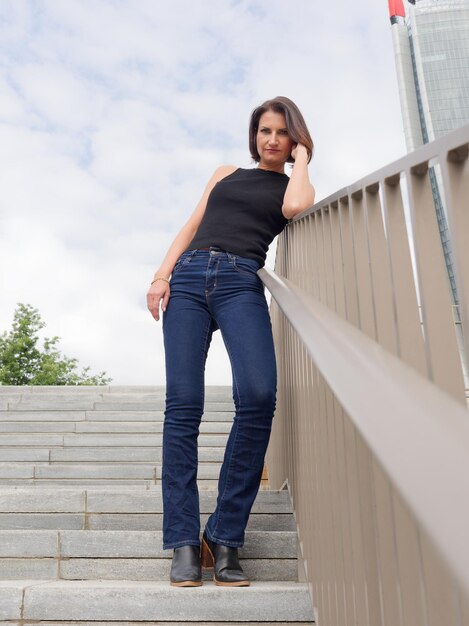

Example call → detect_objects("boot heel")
201 537 214 568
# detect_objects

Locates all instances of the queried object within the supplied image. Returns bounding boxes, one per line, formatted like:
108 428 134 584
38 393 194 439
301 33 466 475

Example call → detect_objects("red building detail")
388 0 406 18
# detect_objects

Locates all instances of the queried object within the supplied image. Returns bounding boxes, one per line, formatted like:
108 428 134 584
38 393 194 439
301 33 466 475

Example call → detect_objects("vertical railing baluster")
382 176 427 373
316 209 326 305
393 491 428 626
406 164 465 401
321 206 336 311
355 431 381 625
372 461 404 626
350 190 375 338
419 526 461 625
439 149 469 388
365 185 398 353
330 201 346 318
339 196 360 325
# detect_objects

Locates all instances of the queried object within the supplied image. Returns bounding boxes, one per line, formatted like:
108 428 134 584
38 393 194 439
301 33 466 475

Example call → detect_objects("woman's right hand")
146 166 237 322
146 279 171 322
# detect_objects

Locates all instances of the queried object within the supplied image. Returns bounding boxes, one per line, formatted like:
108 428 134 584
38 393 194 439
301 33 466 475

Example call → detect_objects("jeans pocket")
171 250 196 275
229 254 260 276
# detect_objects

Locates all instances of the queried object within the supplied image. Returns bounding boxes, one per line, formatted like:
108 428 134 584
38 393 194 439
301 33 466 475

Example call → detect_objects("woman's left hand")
291 143 308 161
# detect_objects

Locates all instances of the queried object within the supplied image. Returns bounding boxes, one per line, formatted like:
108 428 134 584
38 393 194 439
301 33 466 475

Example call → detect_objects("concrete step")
93 393 234 403
1 620 315 626
0 446 227 463
0 487 295 531
0 487 292 513
2 399 235 411
2 399 108 410
0 420 232 433
0 480 263 490
0 422 79 432
0 462 226 480
0 558 298 581
92 401 234 411
0 410 234 422
0 622 314 626
0 529 296 558
0 529 297 581
91 410 234 421
0 511 295 531
1 580 315 622
0 384 233 397
0 449 51 461
0 433 229 446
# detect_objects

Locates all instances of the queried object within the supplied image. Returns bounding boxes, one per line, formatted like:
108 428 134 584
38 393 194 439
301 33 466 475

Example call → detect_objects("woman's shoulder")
212 164 239 183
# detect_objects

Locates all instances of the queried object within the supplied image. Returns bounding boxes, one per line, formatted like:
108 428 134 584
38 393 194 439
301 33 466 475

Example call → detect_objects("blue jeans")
161 246 277 550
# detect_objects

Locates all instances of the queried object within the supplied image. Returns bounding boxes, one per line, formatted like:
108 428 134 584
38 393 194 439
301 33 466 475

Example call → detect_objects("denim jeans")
161 246 277 550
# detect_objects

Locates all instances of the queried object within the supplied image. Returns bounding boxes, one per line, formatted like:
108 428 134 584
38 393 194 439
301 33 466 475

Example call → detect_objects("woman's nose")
268 133 279 144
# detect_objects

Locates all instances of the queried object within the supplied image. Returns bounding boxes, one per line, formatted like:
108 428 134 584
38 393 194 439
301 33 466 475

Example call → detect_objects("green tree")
0 303 112 385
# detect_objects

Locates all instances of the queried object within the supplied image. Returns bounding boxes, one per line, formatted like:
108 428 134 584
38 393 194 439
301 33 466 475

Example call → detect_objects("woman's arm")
281 144 315 220
146 164 236 321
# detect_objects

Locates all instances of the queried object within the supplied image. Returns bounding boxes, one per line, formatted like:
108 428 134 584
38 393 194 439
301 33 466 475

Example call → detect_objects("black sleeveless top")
185 167 290 267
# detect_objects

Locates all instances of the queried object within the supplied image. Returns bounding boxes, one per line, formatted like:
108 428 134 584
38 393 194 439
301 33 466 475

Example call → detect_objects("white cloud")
0 0 406 384
13 62 106 130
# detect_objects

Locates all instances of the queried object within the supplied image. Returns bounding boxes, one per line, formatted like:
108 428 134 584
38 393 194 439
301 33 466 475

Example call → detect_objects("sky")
0 0 406 386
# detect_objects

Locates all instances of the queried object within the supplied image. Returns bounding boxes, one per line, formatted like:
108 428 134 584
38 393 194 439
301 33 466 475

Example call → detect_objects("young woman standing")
146 96 314 587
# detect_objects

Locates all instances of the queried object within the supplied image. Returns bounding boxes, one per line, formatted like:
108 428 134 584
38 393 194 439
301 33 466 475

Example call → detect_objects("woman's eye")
260 128 269 134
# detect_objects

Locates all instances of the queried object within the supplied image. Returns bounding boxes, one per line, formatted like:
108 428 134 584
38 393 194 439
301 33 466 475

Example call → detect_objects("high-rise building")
388 0 469 306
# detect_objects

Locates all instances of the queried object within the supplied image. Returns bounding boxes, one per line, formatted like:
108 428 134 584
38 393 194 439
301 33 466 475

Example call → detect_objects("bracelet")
151 277 170 285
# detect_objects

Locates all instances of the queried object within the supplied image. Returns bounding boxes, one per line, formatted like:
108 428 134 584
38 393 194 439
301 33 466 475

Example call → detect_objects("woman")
146 96 315 588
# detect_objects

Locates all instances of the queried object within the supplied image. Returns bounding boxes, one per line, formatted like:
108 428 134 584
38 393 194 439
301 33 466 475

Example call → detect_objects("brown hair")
249 96 314 164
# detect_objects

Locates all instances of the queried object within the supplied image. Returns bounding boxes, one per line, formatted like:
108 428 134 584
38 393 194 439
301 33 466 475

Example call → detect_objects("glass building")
388 0 469 307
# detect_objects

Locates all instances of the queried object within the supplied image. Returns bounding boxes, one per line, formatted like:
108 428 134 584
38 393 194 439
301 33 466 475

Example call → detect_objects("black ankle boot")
170 544 202 587
201 530 250 586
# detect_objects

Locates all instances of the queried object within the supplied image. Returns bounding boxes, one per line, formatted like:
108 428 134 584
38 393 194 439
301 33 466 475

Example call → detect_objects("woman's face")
256 110 294 170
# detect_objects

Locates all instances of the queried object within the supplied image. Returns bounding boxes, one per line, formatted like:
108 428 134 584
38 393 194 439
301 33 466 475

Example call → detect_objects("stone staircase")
0 385 314 624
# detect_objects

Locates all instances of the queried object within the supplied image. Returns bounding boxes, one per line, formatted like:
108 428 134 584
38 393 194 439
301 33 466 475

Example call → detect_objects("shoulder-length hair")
249 96 314 165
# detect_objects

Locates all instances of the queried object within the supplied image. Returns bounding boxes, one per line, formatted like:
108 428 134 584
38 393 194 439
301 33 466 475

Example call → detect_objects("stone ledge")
4 622 314 626
1 622 314 626
0 529 297 558
0 558 298 582
0 511 295 532
17 580 314 622
0 487 291 513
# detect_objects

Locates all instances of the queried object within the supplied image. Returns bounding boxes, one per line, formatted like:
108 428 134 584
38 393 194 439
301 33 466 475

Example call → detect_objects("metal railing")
260 124 469 626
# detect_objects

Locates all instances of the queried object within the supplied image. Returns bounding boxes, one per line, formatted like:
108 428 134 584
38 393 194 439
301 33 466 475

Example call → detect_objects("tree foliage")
0 303 112 386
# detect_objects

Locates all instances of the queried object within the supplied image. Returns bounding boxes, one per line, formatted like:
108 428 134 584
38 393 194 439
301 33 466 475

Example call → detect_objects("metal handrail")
259 265 469 598
262 123 469 624
290 123 469 377
292 123 469 222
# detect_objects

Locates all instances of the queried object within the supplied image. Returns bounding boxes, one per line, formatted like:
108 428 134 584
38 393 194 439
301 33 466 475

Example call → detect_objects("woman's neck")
257 162 286 174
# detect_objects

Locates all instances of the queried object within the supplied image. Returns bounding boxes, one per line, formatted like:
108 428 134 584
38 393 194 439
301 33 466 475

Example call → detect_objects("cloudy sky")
0 0 406 385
